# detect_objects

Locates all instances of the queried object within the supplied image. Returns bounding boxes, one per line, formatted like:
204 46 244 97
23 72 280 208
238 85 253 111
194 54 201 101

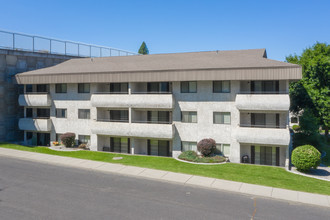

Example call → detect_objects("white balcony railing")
234 126 290 146
18 118 51 132
91 121 174 139
91 93 174 109
18 93 51 107
235 94 290 111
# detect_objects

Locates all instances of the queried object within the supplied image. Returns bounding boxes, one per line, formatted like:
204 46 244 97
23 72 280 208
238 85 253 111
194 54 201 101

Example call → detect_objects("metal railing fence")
0 29 137 57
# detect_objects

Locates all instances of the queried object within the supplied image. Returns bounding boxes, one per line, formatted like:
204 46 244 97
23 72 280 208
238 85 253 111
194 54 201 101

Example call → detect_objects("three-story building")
15 49 302 166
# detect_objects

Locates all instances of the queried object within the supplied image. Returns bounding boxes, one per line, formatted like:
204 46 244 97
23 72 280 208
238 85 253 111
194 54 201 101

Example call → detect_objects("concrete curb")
174 157 227 165
1 147 329 208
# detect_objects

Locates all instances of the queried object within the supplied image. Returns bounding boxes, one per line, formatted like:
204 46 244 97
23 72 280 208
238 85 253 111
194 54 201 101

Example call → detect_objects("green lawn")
1 143 330 195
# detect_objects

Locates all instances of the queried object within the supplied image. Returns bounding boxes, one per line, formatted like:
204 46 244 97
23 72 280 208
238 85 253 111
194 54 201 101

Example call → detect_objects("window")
213 112 231 124
37 108 50 118
181 111 197 123
110 83 128 94
36 84 49 93
147 111 171 124
215 144 230 156
251 81 279 93
110 137 130 153
291 117 298 124
26 108 33 118
181 142 197 152
78 109 90 119
56 109 67 118
25 84 33 93
110 110 128 122
55 84 67 93
213 81 230 93
147 82 170 93
181 81 197 93
78 83 90 93
78 135 90 145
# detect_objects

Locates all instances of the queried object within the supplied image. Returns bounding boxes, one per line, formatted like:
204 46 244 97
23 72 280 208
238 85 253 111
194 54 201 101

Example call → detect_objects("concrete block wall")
0 49 78 142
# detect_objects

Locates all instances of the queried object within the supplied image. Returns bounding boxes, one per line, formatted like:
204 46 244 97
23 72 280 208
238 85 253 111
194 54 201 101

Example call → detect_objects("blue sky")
0 0 329 61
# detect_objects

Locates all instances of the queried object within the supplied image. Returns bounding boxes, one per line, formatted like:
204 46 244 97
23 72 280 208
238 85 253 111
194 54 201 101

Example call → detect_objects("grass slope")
1 143 329 195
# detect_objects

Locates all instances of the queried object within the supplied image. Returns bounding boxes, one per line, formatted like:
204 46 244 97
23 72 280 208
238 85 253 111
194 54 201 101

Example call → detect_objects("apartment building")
15 49 302 166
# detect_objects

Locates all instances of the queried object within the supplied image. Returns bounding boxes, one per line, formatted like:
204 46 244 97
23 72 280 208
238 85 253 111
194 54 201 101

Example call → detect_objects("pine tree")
138 41 149 55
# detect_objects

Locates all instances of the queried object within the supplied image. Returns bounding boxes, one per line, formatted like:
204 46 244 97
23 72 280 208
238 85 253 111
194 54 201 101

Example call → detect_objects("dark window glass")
36 108 50 118
25 85 33 93
181 81 197 93
78 83 90 93
78 109 90 119
110 83 128 93
78 135 90 145
55 84 67 93
213 81 230 93
110 110 128 122
36 84 49 93
26 108 33 118
56 109 67 118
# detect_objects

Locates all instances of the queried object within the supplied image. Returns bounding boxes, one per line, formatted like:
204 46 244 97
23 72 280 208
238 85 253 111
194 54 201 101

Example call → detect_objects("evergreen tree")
138 41 149 55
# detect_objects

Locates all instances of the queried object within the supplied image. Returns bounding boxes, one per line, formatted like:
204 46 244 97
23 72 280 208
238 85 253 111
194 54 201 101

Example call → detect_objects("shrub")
291 145 321 172
178 151 226 163
197 138 216 157
178 151 198 162
60 132 76 148
292 125 300 131
78 144 87 149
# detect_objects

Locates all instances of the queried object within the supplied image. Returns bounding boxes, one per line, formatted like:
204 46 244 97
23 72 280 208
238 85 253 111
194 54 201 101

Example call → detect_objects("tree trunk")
325 126 329 137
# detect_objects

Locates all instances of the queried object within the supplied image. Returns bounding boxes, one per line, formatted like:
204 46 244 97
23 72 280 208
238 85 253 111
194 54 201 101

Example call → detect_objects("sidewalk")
0 147 329 208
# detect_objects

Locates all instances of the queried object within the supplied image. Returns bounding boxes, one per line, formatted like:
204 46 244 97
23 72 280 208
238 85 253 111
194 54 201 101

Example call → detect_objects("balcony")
235 94 289 111
18 118 51 132
91 120 174 139
234 126 290 146
91 93 174 109
18 93 51 107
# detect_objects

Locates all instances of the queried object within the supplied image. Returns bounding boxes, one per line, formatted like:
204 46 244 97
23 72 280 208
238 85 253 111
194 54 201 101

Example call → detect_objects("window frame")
78 109 90 119
181 111 197 123
213 112 231 124
55 84 67 93
78 83 90 93
180 81 197 93
213 81 231 93
78 135 90 145
56 108 67 118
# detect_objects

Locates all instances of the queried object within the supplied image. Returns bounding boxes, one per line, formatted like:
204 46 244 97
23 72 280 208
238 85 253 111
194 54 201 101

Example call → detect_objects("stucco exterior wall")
18 79 291 166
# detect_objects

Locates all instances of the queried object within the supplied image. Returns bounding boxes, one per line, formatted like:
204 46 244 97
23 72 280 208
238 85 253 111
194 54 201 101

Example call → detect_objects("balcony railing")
235 94 290 111
18 93 51 107
91 93 174 109
239 124 287 129
96 119 129 123
234 126 290 146
91 120 174 139
132 120 172 124
18 118 51 132
237 91 288 94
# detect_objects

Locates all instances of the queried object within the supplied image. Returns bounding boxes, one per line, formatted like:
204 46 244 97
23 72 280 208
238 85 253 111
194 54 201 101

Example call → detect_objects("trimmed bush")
178 151 198 162
197 138 216 157
178 151 226 163
60 132 76 148
292 125 300 131
292 145 321 172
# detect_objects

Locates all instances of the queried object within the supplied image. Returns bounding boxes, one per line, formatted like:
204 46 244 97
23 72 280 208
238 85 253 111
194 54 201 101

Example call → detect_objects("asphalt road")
0 156 329 220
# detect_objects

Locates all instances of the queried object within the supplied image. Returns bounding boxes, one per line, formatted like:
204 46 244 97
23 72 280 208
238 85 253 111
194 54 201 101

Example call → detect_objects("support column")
130 138 135 155
90 134 98 151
